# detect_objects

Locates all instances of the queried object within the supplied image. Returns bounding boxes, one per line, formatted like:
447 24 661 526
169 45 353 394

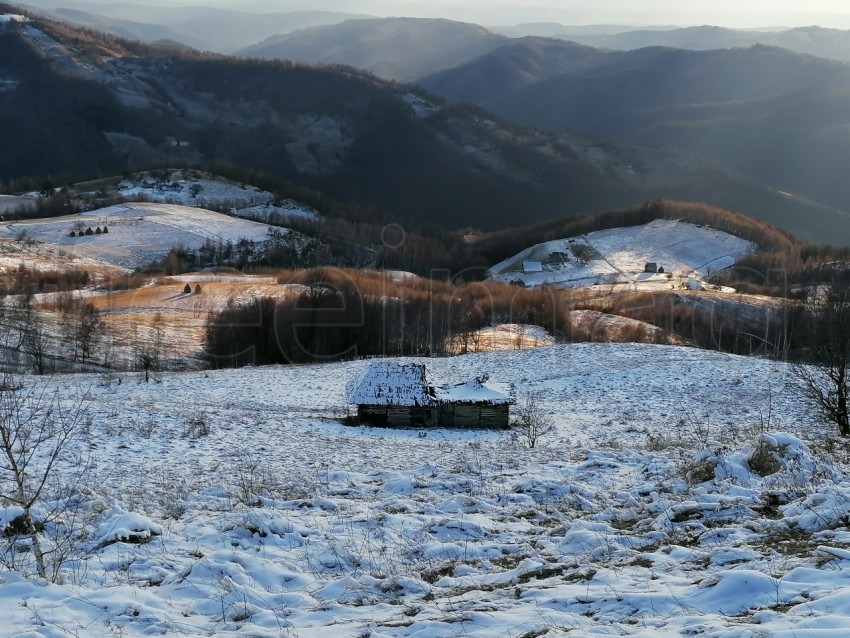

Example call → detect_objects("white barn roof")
432 377 513 406
347 361 430 406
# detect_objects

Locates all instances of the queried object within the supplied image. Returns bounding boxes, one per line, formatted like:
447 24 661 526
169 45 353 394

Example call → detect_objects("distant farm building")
522 261 543 274
644 262 659 273
544 252 569 266
347 361 513 428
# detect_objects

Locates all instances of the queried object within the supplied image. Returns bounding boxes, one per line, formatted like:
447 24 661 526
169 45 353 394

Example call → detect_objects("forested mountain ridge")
236 17 508 81
420 41 850 231
1 7 849 242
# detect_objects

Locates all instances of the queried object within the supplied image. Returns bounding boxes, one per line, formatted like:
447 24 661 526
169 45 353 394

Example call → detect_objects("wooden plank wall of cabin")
387 406 414 426
449 404 510 428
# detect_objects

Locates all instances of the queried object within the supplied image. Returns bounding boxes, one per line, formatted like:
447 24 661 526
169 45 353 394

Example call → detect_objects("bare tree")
0 376 90 580
62 301 102 364
0 295 9 350
137 313 165 382
11 292 37 351
23 320 50 375
513 392 555 449
792 284 850 436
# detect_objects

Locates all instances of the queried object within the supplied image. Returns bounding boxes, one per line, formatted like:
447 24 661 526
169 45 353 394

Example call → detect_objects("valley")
1 2 850 637
2 6 850 241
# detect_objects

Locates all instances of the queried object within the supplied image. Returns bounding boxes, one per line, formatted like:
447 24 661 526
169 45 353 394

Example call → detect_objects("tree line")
204 268 571 366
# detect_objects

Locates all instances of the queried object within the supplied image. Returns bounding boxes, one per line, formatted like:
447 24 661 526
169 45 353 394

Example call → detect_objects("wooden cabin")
347 362 513 428
431 376 512 428
347 362 431 426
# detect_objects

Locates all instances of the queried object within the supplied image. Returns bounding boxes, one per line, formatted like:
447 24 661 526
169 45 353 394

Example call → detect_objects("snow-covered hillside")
0 194 31 214
0 202 288 271
234 200 320 223
489 219 754 291
0 14 27 24
116 174 277 211
4 344 850 637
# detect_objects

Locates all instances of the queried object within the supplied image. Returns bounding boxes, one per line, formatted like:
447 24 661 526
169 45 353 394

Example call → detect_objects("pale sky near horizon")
383 0 850 27
217 0 850 28
21 0 850 28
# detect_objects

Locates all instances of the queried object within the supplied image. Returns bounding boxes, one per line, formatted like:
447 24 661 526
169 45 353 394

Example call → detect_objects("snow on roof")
347 361 430 406
432 376 514 405
523 261 543 273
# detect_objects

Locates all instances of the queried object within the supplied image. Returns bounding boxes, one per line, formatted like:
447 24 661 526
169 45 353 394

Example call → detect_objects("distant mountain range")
552 25 850 64
2 7 850 243
18 4 850 64
420 41 850 222
21 2 371 52
234 18 850 81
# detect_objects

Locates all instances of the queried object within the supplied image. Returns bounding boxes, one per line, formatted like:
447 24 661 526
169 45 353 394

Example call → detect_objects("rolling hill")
487 218 754 290
236 17 507 81
0 201 283 271
417 37 606 105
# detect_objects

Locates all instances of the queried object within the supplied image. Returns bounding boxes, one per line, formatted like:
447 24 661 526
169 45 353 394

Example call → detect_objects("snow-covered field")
116 175 275 211
0 202 284 271
115 176 319 223
473 323 556 351
489 220 754 292
0 172 318 275
89 277 307 364
3 343 850 637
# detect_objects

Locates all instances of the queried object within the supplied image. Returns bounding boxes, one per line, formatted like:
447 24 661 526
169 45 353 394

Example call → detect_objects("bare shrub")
0 375 91 581
231 449 276 506
512 392 555 449
749 440 784 477
686 456 717 485
792 283 850 437
183 412 211 438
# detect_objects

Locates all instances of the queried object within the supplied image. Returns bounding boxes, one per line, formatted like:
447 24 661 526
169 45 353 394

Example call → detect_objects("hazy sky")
226 0 850 28
23 0 850 27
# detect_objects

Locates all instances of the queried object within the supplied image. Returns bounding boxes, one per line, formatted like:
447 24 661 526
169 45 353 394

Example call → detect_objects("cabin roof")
431 377 514 406
346 361 430 406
